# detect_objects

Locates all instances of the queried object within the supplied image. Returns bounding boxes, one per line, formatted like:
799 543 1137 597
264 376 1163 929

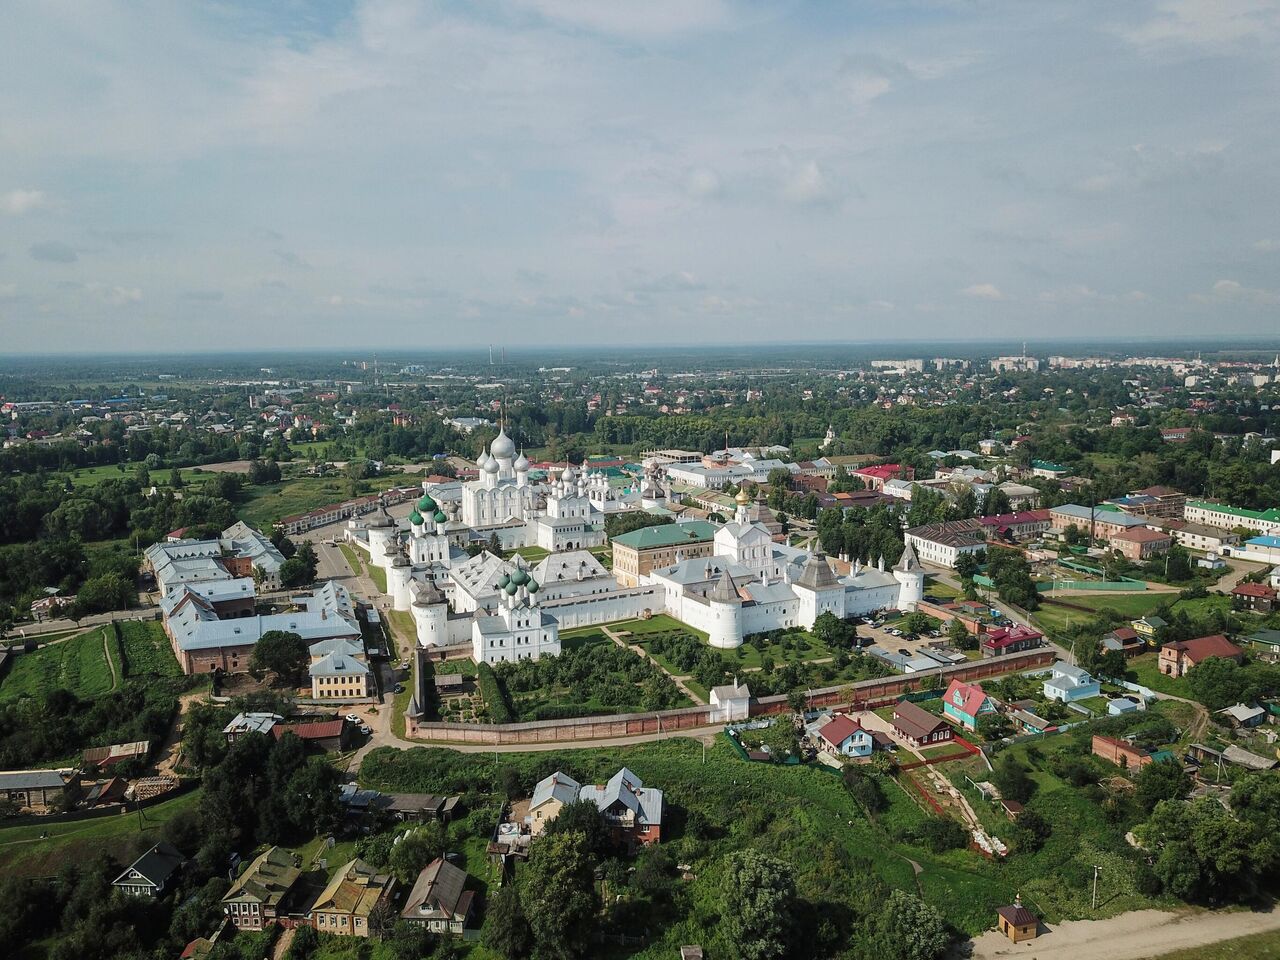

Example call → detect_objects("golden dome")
735 488 750 505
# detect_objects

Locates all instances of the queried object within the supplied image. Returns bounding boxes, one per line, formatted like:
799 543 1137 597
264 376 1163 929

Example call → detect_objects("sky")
2 0 1280 353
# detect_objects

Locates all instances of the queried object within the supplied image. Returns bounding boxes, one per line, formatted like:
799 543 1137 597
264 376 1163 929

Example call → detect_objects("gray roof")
707 569 740 603
893 540 921 573
531 771 581 809
113 841 185 888
795 553 841 590
1050 660 1092 681
1051 504 1150 528
579 767 663 828
309 652 371 678
533 550 610 584
308 637 364 659
402 857 471 922
0 769 73 790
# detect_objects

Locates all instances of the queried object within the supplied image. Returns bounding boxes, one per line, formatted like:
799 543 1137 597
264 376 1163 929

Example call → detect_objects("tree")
975 713 1012 741
249 630 308 684
875 889 950 960
71 573 136 617
946 618 976 650
522 830 598 960
1008 807 1051 854
991 754 1035 803
389 825 444 884
484 885 532 959
1134 759 1192 814
542 799 612 858
720 850 795 960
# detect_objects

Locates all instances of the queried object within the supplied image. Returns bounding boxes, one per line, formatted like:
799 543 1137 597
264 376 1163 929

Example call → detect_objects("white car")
345 714 362 724
358 724 371 736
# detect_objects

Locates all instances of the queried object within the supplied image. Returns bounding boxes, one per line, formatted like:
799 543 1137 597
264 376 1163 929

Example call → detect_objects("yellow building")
310 859 396 938
610 520 716 586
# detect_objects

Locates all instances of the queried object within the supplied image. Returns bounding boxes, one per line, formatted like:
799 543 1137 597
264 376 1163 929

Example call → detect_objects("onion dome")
527 579 539 594
433 509 447 524
735 488 751 505
514 450 530 472
409 510 424 526
490 426 516 459
504 580 519 595
562 465 576 483
392 553 410 568
417 494 437 512
497 573 511 589
484 456 500 474
477 451 492 469
511 567 530 586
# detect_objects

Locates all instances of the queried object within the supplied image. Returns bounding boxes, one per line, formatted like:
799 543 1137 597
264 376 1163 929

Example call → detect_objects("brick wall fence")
405 648 1058 745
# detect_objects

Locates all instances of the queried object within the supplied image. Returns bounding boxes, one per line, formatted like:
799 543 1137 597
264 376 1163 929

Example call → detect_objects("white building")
471 563 560 664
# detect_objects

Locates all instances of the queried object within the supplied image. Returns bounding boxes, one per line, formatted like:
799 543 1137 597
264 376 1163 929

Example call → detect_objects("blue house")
814 715 874 758
1043 662 1101 703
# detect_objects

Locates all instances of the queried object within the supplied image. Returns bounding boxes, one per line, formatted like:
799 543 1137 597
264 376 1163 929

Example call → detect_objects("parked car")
344 714 361 724
358 724 371 736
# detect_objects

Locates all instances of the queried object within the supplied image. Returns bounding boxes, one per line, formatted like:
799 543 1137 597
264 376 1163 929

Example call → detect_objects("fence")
405 648 1057 745
898 735 980 771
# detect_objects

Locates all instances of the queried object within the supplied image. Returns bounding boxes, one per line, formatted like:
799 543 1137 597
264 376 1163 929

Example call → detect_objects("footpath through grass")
0 628 118 702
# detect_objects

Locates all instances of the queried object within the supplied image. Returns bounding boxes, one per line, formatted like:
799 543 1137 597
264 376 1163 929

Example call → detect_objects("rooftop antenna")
489 344 493 365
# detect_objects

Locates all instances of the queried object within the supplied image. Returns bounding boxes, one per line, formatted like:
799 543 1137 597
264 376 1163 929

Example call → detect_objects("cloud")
274 249 310 268
1 188 47 215
29 240 78 263
632 271 704 294
511 0 731 37
782 160 836 206
1117 0 1280 51
86 283 143 306
1255 239 1280 252
182 289 224 301
685 167 721 199
959 283 1006 300
1192 279 1280 305
1038 285 1150 304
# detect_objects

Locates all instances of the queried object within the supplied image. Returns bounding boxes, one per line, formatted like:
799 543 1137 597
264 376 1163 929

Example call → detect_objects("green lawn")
65 462 208 488
0 628 118 702
337 543 363 576
0 788 202 877
1126 653 1194 698
511 545 550 563
117 620 183 677
368 563 388 594
236 472 415 529
1032 592 1171 635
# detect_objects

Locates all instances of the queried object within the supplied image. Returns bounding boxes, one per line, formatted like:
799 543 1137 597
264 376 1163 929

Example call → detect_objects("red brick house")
1158 634 1244 678
980 625 1043 658
1110 526 1172 561
1091 734 1154 770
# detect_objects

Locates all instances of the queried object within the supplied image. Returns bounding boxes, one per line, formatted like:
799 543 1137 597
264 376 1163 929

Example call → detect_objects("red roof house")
1158 634 1244 678
942 679 996 730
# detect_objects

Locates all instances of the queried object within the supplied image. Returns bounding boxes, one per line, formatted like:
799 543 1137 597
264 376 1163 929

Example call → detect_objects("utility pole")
1092 864 1101 910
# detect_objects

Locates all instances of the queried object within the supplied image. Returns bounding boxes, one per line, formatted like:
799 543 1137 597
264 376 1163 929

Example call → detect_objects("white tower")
706 569 743 649
410 579 449 647
893 541 925 612
389 553 413 611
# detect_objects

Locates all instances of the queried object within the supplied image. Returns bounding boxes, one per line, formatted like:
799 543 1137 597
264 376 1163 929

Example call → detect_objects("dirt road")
968 905 1280 959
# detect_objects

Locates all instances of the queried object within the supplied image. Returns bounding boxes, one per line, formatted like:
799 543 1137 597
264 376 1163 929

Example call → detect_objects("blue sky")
2 0 1279 352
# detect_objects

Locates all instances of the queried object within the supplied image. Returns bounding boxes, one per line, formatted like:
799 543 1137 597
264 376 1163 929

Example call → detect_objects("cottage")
1042 661 1101 702
580 767 664 846
528 771 582 836
813 715 874 758
1101 627 1144 657
222 846 302 930
112 841 186 898
310 859 396 938
980 625 1043 658
1233 582 1278 614
942 679 995 730
0 768 78 812
1131 616 1167 642
401 857 474 936
995 899 1039 943
892 700 954 747
1158 634 1244 678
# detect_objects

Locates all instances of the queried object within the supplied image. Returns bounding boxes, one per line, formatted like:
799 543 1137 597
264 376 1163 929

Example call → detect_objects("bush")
477 662 514 723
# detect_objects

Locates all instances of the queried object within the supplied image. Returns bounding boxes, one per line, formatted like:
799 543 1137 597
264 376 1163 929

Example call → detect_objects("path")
601 625 706 705
967 905 1280 960
152 690 209 778
102 629 119 691
1216 557 1270 593
271 926 295 960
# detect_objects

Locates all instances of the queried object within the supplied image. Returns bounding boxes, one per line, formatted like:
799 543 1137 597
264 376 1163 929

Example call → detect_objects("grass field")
117 620 183 677
337 543 363 576
511 545 550 562
236 472 415 529
1145 928 1280 959
0 787 202 877
368 563 388 594
64 462 207 489
1126 653 1194 697
0 628 118 701
1032 593 1170 634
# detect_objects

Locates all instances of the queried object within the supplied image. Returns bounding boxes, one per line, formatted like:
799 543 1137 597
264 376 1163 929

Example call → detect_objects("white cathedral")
347 430 923 665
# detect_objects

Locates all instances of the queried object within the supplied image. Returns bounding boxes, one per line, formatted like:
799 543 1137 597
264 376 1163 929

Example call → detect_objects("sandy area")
968 906 1280 960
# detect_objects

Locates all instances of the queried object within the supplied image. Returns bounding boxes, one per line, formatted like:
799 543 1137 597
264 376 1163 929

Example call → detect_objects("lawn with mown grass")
1126 653 1194 698
368 563 388 594
0 628 118 702
337 542 363 576
1032 592 1171 634
236 472 414 529
1146 928 1280 959
0 787 202 877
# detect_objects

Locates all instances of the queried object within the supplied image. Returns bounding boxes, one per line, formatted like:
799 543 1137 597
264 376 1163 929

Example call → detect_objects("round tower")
706 568 743 649
389 554 413 611
892 541 925 611
410 579 448 648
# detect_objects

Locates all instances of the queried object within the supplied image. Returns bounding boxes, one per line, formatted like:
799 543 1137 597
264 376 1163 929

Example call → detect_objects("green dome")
504 581 519 595
417 494 437 512
409 510 424 525
527 579 539 593
497 573 511 589
511 568 530 586
433 510 447 524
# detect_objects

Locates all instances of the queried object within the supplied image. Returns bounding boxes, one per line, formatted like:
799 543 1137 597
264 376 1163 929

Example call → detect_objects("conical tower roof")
796 552 841 590
707 568 739 603
893 540 921 573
